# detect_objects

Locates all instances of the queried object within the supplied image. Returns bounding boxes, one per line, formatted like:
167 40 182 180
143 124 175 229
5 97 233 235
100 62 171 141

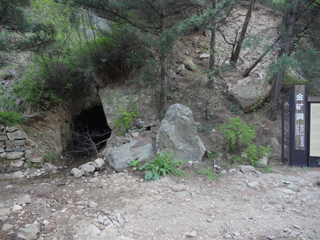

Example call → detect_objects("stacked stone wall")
0 125 40 173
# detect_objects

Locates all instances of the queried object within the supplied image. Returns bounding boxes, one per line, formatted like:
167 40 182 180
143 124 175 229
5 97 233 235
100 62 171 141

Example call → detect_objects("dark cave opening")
69 105 111 156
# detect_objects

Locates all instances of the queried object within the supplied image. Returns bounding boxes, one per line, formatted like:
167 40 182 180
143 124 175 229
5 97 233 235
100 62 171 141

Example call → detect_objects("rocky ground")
0 164 319 240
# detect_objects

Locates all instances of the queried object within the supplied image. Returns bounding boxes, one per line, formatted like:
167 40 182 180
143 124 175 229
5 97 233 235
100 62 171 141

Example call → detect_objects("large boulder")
229 77 272 112
105 139 154 172
156 104 206 162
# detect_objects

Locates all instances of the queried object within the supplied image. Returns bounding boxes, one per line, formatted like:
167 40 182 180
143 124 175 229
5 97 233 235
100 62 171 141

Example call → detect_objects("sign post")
289 85 308 167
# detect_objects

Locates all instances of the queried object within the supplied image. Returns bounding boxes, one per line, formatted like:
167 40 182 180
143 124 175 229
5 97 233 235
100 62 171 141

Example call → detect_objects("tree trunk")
159 12 167 120
230 0 255 64
268 0 298 121
242 35 281 77
208 0 216 89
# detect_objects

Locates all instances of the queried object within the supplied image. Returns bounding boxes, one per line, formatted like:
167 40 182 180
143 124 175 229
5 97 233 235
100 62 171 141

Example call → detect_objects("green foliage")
195 165 221 181
198 124 211 133
44 149 56 163
129 152 185 181
206 150 217 159
263 166 274 173
230 105 244 115
127 160 141 171
26 161 36 169
0 112 25 126
112 104 137 135
219 116 270 166
0 0 55 53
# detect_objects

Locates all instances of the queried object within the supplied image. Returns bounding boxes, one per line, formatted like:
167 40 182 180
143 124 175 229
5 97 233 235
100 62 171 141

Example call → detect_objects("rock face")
105 139 154 172
229 77 272 112
156 104 206 162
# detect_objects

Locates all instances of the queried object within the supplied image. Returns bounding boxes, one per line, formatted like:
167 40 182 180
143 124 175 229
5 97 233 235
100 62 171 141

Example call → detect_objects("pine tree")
0 0 55 53
64 0 234 119
267 0 320 120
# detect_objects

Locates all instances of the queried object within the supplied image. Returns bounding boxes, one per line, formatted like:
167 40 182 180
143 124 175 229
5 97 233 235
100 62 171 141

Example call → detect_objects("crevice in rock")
68 105 111 156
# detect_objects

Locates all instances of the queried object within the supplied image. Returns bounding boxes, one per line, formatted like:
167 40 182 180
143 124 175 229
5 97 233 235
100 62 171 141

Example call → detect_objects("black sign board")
289 85 308 167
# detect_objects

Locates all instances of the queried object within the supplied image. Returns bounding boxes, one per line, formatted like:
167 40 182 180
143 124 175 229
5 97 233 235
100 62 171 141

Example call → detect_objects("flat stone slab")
172 184 187 192
7 131 27 140
7 152 24 160
247 181 260 188
105 140 154 172
239 165 256 173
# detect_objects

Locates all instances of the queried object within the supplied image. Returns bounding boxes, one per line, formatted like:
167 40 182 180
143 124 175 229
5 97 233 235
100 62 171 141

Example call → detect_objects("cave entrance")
69 105 111 156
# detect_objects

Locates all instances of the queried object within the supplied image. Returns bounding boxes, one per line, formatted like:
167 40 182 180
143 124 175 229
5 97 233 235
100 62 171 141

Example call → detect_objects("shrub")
128 152 186 181
112 104 137 135
219 116 270 166
0 111 25 126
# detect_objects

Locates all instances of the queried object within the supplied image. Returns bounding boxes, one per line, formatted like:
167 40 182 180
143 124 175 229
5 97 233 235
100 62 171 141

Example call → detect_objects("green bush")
219 116 270 166
0 112 24 126
128 152 186 181
112 104 137 135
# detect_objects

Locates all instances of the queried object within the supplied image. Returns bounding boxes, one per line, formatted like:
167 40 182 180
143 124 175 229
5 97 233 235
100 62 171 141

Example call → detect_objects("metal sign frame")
308 97 320 167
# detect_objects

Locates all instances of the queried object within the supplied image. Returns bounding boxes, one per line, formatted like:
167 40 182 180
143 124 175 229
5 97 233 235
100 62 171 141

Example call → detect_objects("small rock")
247 181 260 189
79 163 96 173
19 195 31 205
207 219 212 223
89 201 98 208
84 224 101 237
2 223 14 231
28 157 44 164
98 215 104 224
75 189 85 195
199 53 210 59
172 184 187 192
185 230 197 238
71 168 85 178
177 64 185 73
94 158 105 169
293 225 301 229
288 184 300 192
224 233 232 239
12 204 23 212
17 227 37 240
317 178 320 186
239 165 256 173
257 156 268 167
132 132 139 138
43 220 50 226
267 236 275 240
221 170 227 174
90 177 99 183
214 164 220 170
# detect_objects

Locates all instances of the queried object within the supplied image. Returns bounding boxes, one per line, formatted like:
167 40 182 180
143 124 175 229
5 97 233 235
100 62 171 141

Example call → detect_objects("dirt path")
0 166 319 240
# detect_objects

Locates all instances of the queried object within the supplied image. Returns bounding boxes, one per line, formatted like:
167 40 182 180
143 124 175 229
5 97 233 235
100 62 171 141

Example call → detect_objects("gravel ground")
0 165 319 240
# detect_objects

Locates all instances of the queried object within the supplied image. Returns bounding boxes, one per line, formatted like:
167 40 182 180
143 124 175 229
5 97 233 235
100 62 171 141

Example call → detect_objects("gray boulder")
105 139 154 172
229 77 272 112
156 104 206 162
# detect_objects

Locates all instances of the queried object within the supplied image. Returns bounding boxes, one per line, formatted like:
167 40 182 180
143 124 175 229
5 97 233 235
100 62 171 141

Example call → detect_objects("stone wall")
0 125 38 173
